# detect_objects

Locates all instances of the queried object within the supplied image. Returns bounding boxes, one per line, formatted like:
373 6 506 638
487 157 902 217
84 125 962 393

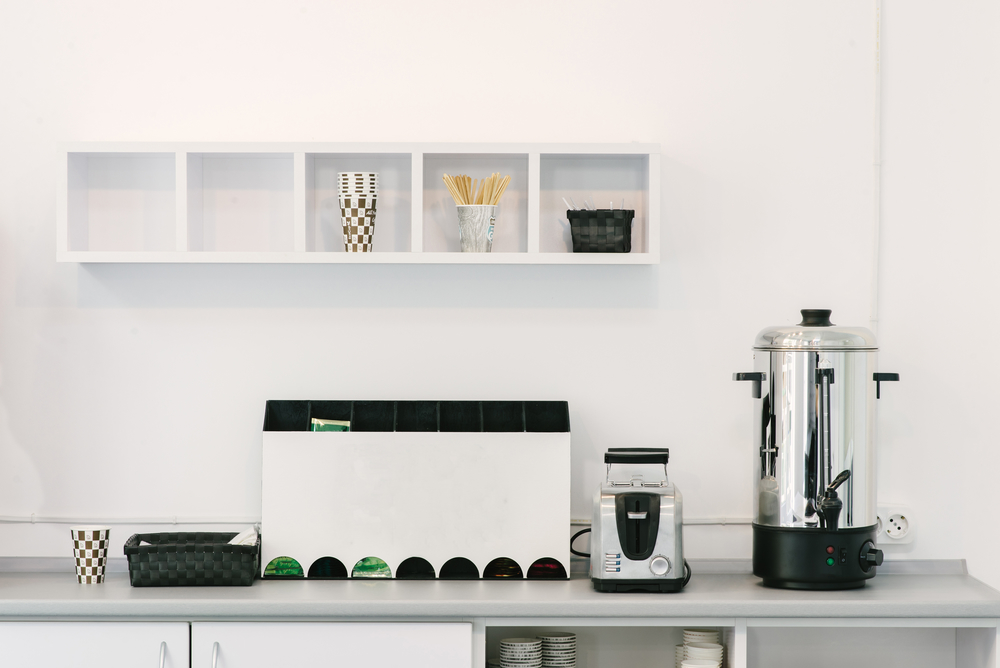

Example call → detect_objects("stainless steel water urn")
734 309 898 590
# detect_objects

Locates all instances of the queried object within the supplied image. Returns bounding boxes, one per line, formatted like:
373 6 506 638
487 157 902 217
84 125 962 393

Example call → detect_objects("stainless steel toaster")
590 448 688 592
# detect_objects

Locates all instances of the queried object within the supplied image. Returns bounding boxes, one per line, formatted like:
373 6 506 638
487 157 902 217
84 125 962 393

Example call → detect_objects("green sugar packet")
311 418 350 432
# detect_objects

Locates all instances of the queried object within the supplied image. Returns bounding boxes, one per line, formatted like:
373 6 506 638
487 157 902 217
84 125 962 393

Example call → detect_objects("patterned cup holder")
264 556 304 578
396 557 436 579
527 557 568 579
352 556 392 579
483 557 524 579
439 557 479 580
308 556 347 579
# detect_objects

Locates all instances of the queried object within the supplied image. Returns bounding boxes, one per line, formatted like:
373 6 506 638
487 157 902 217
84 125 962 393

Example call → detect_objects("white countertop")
1 561 997 621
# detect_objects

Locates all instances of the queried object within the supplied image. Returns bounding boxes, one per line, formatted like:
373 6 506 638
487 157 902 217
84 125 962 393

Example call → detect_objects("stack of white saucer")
499 638 542 668
538 632 576 668
676 628 723 668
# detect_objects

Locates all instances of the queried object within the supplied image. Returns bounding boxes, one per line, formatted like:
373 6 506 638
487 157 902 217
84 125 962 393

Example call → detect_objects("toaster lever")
627 511 648 520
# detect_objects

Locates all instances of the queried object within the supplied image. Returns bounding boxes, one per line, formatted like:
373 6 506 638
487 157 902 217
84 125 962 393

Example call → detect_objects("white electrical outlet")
877 505 914 545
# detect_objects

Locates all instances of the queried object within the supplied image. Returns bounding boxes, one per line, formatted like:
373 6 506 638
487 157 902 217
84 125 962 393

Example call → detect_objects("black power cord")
570 527 591 557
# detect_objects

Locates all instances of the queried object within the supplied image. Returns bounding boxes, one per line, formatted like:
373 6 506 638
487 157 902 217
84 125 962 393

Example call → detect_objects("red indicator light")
826 546 835 554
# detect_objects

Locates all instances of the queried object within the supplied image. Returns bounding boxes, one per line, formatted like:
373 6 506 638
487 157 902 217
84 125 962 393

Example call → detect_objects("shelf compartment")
306 153 411 253
66 152 176 252
187 153 294 252
748 625 995 668
422 153 529 253
539 154 650 254
487 625 732 668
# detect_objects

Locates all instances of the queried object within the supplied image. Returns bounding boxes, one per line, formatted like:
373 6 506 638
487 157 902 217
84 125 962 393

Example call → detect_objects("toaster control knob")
650 556 671 576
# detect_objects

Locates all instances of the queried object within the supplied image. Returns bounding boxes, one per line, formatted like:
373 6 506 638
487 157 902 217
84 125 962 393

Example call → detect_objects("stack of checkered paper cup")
499 638 542 668
71 525 110 584
539 632 576 668
338 172 378 252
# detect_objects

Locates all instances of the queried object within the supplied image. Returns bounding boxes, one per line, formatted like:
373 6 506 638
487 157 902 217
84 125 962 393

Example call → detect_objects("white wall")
878 1 1000 583
0 0 995 587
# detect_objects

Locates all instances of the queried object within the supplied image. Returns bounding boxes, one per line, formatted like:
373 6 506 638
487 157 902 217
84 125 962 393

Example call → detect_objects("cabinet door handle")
158 641 166 668
212 641 220 668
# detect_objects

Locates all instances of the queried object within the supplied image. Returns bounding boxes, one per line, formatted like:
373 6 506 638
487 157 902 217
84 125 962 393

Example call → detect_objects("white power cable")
0 515 259 526
571 518 752 527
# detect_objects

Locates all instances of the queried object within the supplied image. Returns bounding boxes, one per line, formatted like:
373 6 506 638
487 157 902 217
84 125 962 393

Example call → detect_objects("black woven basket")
123 532 260 587
567 209 634 253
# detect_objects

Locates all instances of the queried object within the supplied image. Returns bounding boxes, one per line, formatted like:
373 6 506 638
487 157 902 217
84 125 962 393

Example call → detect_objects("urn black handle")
873 372 900 399
734 372 766 399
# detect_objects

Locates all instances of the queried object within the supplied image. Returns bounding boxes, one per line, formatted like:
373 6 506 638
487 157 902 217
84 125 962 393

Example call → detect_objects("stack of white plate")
538 632 576 668
684 642 723 666
683 629 720 645
680 661 721 668
500 638 542 668
676 629 723 668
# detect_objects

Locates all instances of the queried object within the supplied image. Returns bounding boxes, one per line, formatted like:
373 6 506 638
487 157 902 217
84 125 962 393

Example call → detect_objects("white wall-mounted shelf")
57 143 660 264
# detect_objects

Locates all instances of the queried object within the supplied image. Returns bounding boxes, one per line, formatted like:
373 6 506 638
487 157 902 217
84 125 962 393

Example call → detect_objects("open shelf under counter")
57 142 660 264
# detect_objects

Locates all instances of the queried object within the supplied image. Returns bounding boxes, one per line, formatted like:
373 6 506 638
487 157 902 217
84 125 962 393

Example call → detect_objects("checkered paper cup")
339 195 377 252
71 525 110 584
338 172 379 196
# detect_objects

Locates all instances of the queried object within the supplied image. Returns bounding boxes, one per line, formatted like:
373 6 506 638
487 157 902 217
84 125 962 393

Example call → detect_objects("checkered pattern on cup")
71 525 110 584
339 195 377 252
338 172 379 196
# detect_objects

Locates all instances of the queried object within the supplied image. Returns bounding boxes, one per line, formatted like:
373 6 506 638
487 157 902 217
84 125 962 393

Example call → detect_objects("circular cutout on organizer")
484 557 523 579
351 556 392 579
307 556 347 579
526 557 568 579
439 557 480 580
264 556 304 578
396 556 436 579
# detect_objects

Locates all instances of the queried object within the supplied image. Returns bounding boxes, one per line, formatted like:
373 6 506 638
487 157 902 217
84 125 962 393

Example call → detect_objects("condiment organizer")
260 400 571 580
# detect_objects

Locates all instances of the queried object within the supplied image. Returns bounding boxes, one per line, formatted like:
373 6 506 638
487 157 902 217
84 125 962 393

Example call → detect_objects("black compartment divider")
352 401 395 431
310 401 352 423
264 400 310 431
263 400 569 433
482 401 526 432
524 401 571 432
395 401 439 432
439 401 482 432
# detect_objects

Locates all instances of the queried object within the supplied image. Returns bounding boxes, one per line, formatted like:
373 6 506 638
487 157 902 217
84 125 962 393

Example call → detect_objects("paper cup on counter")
339 195 377 252
71 525 110 584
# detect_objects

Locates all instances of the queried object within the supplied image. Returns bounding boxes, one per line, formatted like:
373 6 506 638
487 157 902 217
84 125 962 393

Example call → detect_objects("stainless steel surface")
754 323 877 351
650 556 670 576
750 348 878 528
590 456 684 583
605 462 668 487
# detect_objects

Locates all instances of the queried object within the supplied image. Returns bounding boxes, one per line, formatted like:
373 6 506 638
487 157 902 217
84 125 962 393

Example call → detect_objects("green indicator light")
826 557 835 566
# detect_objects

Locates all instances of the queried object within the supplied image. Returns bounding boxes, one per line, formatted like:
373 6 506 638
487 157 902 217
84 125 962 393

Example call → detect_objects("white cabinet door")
0 622 189 668
192 622 472 668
